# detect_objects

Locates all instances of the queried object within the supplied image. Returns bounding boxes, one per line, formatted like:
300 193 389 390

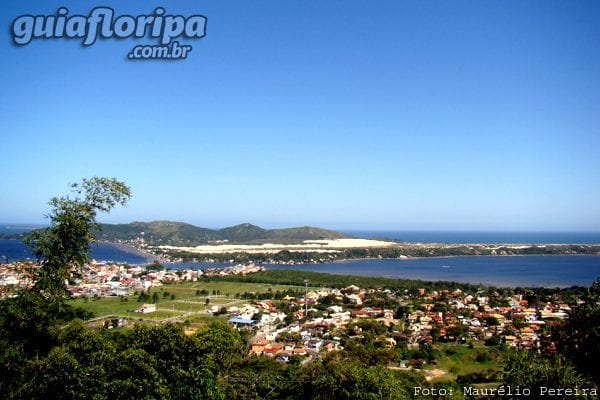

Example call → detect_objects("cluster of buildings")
221 284 573 364
404 288 572 351
223 299 346 362
0 261 265 299
225 286 396 362
2 259 576 365
0 262 34 294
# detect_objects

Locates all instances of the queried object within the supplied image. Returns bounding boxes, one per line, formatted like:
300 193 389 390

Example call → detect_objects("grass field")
424 342 504 382
69 280 304 322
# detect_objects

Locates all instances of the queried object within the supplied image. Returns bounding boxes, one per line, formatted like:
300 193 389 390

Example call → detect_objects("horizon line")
1 221 599 233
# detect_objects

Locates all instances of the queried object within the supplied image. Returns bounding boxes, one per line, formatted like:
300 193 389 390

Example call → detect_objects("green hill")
96 221 219 245
218 223 267 242
267 226 347 241
96 221 349 246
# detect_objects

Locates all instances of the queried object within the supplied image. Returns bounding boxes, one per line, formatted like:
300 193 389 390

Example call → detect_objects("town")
0 258 576 382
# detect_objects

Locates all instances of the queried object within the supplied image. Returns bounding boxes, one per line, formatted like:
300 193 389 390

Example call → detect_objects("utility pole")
304 279 309 318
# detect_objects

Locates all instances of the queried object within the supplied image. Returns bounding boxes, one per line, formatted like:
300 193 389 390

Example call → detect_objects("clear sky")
1 0 599 231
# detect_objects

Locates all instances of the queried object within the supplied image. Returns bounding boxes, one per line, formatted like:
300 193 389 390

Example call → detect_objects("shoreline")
98 241 162 263
332 252 600 264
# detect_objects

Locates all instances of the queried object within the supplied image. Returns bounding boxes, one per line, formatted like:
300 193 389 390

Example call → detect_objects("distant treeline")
203 269 592 299
206 269 486 293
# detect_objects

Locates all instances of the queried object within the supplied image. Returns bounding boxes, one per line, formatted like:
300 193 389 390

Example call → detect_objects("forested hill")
95 221 349 246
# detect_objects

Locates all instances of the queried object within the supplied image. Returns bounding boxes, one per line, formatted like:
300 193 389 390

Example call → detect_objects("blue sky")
1 0 599 230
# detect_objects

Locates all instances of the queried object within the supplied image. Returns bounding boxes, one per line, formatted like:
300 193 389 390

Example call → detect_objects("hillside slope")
96 221 349 246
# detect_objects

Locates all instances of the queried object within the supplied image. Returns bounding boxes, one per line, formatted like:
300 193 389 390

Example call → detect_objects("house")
346 294 363 305
228 317 256 329
327 305 344 314
137 303 156 314
251 339 270 355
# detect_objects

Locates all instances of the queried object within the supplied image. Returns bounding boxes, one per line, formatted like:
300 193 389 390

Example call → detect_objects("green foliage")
137 291 150 303
145 261 163 271
554 279 600 385
221 355 298 399
411 343 438 364
502 351 594 394
484 334 502 346
26 177 130 297
4 320 252 399
206 269 482 293
298 360 411 400
456 368 499 385
96 221 347 246
0 290 58 357
194 320 246 372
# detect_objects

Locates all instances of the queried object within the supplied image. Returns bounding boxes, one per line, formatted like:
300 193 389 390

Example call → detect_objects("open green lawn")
425 342 505 382
71 296 136 317
158 300 208 313
160 280 305 297
132 310 183 320
69 280 299 321
69 297 188 320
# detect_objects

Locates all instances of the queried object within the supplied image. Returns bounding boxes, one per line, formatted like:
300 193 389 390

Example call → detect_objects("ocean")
342 230 600 244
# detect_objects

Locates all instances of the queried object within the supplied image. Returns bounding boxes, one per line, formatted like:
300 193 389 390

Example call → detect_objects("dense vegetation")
1 222 348 245
95 221 348 245
206 269 486 293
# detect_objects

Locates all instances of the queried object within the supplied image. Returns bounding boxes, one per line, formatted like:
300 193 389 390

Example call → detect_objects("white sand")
156 238 397 254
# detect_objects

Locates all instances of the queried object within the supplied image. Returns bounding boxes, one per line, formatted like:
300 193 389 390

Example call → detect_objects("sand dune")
156 238 397 254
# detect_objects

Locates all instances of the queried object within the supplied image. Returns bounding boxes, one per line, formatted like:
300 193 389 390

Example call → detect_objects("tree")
502 351 593 392
554 278 600 384
26 177 131 298
193 320 245 372
146 261 163 271
299 359 411 400
0 177 130 396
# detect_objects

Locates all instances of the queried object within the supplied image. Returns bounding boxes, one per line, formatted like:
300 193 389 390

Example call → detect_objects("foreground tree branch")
25 177 131 298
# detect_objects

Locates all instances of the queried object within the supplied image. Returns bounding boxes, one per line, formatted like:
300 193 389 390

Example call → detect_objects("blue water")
342 230 600 244
0 239 152 265
266 256 600 288
0 239 233 269
164 261 233 270
0 225 45 234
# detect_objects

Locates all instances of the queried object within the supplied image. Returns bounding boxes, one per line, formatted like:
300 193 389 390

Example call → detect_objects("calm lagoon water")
266 256 600 288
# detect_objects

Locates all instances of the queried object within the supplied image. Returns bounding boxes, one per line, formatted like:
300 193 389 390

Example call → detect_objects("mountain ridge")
95 221 349 246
